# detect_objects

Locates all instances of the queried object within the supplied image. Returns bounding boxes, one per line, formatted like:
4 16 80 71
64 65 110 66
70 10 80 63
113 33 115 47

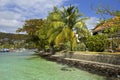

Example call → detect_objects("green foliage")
16 19 44 49
73 42 86 51
104 26 120 35
86 35 108 52
17 5 89 52
103 26 120 51
16 19 44 35
58 5 89 51
47 7 64 44
0 32 28 49
0 32 27 40
36 20 49 51
95 4 120 19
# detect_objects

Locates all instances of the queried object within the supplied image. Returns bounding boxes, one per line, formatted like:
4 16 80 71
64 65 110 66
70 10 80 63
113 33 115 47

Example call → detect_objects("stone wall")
62 52 120 65
48 55 120 79
39 52 120 79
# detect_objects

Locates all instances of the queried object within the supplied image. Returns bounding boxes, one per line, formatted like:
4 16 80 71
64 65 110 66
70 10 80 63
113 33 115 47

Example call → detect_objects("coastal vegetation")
16 5 120 53
17 5 90 54
0 32 28 49
0 2 120 80
86 35 108 52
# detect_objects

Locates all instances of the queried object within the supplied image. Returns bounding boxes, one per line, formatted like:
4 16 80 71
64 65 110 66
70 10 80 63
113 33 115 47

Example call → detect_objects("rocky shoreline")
38 52 120 80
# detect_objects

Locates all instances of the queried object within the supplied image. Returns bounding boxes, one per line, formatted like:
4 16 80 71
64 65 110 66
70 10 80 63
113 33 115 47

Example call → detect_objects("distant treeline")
0 32 28 40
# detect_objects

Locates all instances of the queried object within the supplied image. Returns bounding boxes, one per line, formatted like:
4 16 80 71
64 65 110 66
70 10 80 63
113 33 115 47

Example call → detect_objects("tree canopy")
17 5 89 53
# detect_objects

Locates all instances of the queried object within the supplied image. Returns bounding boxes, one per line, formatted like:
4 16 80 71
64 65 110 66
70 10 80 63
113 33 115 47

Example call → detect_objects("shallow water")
0 51 107 80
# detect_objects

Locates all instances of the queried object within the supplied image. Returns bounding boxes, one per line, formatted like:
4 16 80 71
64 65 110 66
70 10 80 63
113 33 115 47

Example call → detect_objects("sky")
0 0 120 33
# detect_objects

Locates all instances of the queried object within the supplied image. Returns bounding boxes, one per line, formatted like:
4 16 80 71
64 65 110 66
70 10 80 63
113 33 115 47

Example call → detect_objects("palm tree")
55 5 89 51
46 7 64 54
36 5 89 53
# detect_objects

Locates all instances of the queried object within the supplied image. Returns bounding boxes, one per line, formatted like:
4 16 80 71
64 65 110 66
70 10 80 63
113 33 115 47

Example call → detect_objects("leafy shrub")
86 35 108 52
73 43 86 51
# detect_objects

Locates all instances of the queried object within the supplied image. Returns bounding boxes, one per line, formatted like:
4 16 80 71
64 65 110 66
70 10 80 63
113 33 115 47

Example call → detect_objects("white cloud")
0 29 7 33
85 17 100 29
0 11 23 20
0 19 23 28
0 0 67 33
0 0 10 7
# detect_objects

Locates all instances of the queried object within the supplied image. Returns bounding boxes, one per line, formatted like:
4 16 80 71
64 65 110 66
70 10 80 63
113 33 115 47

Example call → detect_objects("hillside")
0 32 28 40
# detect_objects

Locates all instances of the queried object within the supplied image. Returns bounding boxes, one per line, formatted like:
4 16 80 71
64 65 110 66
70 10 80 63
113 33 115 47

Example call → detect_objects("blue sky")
0 0 120 33
70 0 120 18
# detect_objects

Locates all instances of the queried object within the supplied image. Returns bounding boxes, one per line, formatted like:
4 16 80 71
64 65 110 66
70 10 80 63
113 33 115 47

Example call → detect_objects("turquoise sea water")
0 51 107 80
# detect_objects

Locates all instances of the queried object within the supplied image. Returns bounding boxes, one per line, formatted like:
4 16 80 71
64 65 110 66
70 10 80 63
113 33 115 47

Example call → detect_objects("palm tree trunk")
70 41 73 51
42 46 46 53
50 42 55 54
50 46 55 54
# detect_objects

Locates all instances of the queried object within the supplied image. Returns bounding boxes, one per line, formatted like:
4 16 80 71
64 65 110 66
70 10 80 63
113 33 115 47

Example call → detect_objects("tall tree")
95 4 120 19
36 20 49 51
56 5 89 51
16 19 44 48
46 7 64 54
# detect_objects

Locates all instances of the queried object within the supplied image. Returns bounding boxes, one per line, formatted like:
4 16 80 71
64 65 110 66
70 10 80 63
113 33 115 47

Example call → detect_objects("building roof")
93 16 120 33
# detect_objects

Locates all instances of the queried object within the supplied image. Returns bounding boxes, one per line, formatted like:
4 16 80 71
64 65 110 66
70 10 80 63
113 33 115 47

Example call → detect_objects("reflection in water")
26 56 40 60
60 66 75 71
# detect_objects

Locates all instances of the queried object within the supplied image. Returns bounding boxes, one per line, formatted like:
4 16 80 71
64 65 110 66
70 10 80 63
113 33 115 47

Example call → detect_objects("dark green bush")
86 35 108 52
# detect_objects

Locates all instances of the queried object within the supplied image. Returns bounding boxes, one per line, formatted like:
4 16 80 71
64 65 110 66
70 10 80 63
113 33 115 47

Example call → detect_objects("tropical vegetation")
0 32 28 49
17 5 89 54
86 35 108 52
16 5 120 53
